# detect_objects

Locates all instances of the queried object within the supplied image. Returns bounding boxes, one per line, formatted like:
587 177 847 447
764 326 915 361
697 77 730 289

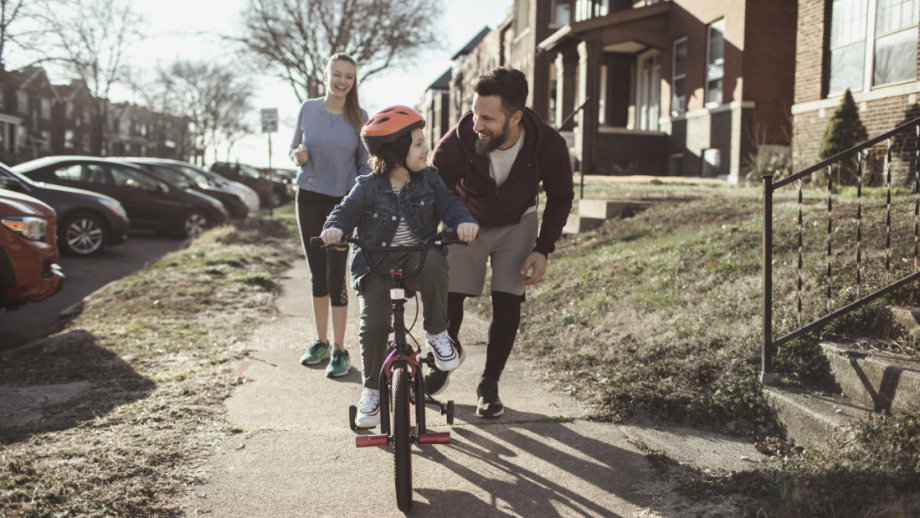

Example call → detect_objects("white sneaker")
355 388 380 428
425 331 460 371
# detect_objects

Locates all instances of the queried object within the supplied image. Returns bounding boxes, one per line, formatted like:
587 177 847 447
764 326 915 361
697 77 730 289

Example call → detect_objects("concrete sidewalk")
186 260 761 517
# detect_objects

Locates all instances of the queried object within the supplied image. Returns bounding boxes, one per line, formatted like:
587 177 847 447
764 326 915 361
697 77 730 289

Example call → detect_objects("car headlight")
99 198 128 220
2 216 47 241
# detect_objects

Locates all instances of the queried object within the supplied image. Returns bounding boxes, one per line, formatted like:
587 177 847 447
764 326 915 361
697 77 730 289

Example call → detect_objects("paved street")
188 260 758 517
0 232 184 351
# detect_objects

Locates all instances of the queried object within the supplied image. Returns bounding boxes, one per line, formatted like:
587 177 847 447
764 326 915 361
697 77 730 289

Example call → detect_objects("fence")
760 116 920 385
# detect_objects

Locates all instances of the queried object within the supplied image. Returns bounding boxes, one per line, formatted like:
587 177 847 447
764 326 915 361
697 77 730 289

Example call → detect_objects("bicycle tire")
393 365 413 512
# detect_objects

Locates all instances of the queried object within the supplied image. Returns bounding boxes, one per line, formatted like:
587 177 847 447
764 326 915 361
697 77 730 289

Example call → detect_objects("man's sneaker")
300 339 330 365
325 348 351 378
475 377 504 418
425 331 460 371
424 341 466 396
355 388 380 428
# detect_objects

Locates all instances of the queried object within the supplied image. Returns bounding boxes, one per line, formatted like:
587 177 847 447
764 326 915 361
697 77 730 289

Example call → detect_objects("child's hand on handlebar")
321 228 344 245
457 222 479 243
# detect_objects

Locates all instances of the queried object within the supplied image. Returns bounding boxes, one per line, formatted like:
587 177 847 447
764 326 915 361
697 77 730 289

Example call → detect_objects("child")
321 106 479 427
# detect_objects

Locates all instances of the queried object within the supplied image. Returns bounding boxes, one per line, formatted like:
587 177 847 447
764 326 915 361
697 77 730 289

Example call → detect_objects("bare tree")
34 0 143 155
232 0 444 102
153 60 255 165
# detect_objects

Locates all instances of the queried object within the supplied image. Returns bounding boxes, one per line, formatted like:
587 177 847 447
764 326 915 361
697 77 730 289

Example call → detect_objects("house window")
671 38 687 116
637 51 661 131
41 131 50 151
65 130 75 148
553 0 572 25
706 19 725 107
65 101 74 119
83 109 91 124
575 0 608 22
516 0 529 34
703 148 721 177
829 0 918 95
17 92 28 113
41 98 50 119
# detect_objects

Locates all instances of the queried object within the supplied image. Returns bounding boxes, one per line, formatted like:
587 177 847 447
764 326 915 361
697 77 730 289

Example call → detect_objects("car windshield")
142 164 192 189
240 165 262 179
0 163 37 186
174 165 217 188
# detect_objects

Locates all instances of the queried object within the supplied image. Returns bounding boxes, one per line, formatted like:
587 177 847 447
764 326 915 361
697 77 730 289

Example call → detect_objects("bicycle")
310 229 463 512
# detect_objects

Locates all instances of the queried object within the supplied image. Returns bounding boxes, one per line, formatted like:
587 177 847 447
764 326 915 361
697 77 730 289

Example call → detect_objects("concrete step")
578 199 653 219
562 213 605 234
820 342 920 414
883 306 920 342
763 385 871 451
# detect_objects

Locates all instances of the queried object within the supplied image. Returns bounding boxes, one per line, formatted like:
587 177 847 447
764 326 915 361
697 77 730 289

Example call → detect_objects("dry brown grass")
0 215 299 517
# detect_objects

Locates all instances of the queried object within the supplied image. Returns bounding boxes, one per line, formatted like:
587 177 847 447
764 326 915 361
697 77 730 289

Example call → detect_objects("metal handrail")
556 97 590 131
761 116 920 385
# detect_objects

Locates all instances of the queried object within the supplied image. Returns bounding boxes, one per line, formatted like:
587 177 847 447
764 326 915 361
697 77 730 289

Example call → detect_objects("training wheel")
349 404 358 432
446 400 454 425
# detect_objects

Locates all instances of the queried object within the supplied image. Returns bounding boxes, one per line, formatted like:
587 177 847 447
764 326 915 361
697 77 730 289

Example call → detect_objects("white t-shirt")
488 127 535 214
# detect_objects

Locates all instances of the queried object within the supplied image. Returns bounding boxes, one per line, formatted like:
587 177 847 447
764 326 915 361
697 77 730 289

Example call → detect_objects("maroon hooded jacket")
430 108 574 257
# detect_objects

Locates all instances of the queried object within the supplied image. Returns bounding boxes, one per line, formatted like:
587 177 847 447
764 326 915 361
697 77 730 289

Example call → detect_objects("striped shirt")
391 186 422 246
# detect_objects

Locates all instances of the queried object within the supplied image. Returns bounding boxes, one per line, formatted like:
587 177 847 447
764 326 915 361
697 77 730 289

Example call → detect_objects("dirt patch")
0 214 300 517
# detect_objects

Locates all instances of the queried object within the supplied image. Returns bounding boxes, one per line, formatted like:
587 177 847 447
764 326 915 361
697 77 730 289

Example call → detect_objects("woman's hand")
457 222 479 243
321 228 344 245
294 144 309 165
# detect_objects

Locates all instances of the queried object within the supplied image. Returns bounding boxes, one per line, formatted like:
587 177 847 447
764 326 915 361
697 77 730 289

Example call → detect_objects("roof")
451 27 491 60
426 69 452 91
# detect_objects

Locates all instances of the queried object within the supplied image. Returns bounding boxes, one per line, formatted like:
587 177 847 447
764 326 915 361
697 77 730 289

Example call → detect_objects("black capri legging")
296 189 349 306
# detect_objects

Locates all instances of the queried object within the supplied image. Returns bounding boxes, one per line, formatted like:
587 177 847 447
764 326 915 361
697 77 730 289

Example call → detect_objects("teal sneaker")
300 339 330 365
326 348 351 378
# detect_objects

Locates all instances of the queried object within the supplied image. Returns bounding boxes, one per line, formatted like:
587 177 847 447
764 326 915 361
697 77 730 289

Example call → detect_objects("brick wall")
794 0 829 104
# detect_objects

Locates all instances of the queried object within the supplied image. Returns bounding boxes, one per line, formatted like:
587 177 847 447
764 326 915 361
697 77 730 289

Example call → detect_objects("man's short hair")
470 67 528 117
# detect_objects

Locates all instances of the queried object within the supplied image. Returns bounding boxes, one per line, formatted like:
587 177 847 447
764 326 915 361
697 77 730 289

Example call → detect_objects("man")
428 66 574 418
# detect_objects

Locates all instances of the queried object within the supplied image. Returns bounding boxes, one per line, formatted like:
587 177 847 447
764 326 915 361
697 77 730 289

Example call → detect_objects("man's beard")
474 118 511 155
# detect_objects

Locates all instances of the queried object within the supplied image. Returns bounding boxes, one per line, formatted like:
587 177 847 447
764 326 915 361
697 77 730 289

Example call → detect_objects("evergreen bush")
817 89 868 186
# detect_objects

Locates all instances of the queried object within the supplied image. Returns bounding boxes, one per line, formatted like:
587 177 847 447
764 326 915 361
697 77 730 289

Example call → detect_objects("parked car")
124 158 250 219
185 163 260 213
0 189 64 310
210 162 292 208
13 157 228 239
0 163 129 256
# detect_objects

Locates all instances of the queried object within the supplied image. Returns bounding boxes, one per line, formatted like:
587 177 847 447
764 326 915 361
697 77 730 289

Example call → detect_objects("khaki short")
447 211 538 297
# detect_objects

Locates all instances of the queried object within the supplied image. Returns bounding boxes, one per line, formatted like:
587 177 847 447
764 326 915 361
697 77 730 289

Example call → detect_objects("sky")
56 0 512 169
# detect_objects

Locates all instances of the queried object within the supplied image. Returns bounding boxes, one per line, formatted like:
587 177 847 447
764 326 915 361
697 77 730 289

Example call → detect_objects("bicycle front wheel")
392 365 413 512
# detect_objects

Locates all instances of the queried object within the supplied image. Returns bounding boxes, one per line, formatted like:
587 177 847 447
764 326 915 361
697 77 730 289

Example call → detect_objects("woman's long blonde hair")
325 53 364 135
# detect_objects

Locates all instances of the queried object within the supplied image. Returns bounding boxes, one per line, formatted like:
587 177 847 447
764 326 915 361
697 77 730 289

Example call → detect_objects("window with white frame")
706 19 725 107
17 126 26 149
516 0 529 34
829 0 919 96
40 131 50 151
553 0 572 25
671 38 687 116
65 130 74 148
41 98 50 119
17 92 28 113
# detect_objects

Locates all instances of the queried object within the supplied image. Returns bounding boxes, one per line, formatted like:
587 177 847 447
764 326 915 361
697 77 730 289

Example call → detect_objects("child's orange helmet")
361 106 426 155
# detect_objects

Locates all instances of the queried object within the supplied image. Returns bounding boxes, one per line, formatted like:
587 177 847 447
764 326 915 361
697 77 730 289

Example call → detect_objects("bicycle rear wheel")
392 365 413 512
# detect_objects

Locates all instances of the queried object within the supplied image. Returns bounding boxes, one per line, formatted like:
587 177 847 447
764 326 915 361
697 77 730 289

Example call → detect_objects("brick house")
792 0 919 185
417 69 452 151
52 80 95 156
0 67 60 165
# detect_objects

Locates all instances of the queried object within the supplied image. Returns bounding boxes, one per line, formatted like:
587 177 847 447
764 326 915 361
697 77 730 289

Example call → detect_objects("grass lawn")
472 177 920 517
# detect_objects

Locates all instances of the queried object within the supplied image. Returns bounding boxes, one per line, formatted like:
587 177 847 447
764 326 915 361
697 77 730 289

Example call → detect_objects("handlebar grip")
442 230 460 242
309 237 324 247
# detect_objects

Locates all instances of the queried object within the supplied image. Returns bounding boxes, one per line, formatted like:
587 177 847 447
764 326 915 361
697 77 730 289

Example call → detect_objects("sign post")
261 108 279 216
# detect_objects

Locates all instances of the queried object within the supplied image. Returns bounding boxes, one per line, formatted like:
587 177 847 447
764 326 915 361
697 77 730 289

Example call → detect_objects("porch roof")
538 1 671 53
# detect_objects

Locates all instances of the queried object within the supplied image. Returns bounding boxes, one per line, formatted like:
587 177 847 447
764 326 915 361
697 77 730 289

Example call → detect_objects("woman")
290 53 370 377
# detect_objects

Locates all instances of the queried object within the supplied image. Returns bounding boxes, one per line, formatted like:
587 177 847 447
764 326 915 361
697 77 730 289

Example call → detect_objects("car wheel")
60 213 107 256
181 210 209 239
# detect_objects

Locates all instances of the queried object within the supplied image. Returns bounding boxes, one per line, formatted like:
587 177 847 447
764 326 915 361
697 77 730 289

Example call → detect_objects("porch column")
576 40 599 176
555 50 578 131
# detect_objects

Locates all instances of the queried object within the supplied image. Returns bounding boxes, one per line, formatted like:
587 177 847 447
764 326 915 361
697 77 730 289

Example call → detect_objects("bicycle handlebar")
309 230 467 282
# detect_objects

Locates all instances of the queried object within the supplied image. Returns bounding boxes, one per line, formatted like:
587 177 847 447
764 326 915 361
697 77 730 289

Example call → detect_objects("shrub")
817 89 868 186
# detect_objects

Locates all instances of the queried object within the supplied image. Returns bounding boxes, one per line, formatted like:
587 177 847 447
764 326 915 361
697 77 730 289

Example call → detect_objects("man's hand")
456 222 479 243
521 252 547 286
321 227 343 245
294 144 309 165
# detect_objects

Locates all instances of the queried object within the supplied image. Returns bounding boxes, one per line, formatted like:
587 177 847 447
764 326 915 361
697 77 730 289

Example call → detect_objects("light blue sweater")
289 99 371 197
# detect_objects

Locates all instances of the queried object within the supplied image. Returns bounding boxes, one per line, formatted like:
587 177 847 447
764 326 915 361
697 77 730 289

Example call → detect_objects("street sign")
261 108 278 133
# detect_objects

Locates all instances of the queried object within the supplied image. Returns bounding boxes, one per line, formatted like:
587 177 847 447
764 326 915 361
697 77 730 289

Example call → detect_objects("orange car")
0 189 64 310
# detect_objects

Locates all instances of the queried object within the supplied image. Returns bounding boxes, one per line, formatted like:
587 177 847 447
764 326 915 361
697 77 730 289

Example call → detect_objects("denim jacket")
324 166 478 291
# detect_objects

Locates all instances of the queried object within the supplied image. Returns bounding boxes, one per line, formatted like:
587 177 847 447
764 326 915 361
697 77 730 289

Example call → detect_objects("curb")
57 279 120 320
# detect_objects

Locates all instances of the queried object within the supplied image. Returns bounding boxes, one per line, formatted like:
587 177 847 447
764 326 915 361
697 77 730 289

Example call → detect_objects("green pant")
358 250 450 390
